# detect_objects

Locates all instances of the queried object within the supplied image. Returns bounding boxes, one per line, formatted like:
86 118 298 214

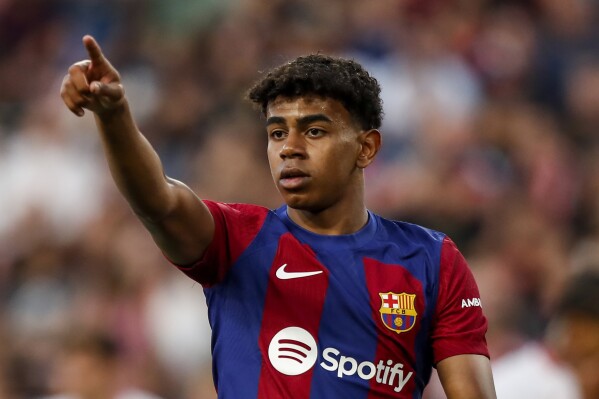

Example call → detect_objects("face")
266 95 370 212
550 315 599 399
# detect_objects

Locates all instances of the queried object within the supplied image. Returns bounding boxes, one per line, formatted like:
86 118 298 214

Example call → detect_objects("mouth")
279 168 311 190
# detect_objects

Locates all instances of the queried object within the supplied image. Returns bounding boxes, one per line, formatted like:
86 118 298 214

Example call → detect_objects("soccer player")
61 35 496 398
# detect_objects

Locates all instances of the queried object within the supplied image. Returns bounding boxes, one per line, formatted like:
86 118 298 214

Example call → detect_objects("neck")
287 188 368 235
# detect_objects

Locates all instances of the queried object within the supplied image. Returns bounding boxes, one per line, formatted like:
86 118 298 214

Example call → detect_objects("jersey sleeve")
173 200 268 287
431 236 489 364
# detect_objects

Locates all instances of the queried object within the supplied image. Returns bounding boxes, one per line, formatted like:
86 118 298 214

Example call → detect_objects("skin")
265 95 380 235
437 354 497 399
61 35 213 266
61 35 496 399
550 315 599 399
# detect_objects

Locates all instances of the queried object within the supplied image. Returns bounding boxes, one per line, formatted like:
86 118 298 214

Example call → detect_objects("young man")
61 36 496 399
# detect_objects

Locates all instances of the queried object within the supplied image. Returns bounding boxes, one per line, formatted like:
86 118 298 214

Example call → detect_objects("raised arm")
437 354 496 399
60 35 213 265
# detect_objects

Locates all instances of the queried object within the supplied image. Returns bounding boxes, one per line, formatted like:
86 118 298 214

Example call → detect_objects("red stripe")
432 237 489 362
364 258 424 398
257 233 329 398
176 201 268 286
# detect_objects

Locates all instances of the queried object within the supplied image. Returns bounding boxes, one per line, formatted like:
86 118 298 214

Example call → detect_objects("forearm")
437 355 496 399
94 101 175 221
61 36 215 265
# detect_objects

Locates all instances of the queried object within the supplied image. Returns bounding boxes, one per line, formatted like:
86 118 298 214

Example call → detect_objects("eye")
269 130 286 140
306 128 324 137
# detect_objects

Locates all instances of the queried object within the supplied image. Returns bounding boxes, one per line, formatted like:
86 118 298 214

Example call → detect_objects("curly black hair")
247 54 383 130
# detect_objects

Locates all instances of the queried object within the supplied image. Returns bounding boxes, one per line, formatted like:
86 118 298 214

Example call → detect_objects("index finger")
82 35 106 65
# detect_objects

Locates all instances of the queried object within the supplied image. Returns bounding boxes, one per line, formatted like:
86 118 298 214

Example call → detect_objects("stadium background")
0 0 597 397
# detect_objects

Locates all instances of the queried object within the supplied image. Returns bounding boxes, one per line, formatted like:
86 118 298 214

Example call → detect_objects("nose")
279 131 306 159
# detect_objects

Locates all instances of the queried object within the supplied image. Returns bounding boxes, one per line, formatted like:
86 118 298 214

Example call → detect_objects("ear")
356 129 381 168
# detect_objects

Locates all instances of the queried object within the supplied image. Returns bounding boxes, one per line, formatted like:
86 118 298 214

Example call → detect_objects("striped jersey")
174 201 489 398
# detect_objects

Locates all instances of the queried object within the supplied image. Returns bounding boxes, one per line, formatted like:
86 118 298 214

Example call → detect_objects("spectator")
41 330 163 399
547 269 599 399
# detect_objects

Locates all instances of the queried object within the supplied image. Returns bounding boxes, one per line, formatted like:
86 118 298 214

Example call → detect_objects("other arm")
431 237 497 398
60 35 213 265
437 354 496 399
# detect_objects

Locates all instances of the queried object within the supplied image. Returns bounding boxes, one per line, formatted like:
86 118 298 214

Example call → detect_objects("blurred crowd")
1 0 599 398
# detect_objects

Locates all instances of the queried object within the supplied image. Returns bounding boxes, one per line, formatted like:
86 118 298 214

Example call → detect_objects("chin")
284 196 330 214
281 192 312 210
282 197 308 210
278 185 335 212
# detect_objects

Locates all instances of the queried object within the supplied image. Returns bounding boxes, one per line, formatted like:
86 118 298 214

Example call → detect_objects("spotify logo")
268 327 318 375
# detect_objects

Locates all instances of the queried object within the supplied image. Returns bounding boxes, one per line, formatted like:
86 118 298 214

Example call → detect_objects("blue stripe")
204 212 282 398
310 248 375 399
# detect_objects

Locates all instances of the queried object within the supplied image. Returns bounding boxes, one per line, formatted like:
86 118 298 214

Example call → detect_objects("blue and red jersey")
175 201 489 399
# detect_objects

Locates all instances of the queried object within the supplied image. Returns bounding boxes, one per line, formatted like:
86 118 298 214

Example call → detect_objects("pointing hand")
60 35 125 117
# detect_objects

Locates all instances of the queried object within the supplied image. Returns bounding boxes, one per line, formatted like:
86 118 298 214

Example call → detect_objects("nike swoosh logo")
276 263 323 280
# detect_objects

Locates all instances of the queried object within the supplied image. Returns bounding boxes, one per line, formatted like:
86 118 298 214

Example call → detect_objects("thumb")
90 81 124 102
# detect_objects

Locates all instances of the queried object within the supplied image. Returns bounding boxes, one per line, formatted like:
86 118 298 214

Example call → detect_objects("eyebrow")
266 116 286 126
266 113 333 127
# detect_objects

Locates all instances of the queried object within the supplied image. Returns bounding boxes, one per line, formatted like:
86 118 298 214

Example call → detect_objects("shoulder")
374 215 469 265
203 200 271 218
374 213 447 247
202 200 273 236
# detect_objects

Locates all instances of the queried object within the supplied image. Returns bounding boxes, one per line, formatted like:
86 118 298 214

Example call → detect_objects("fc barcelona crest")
379 292 418 334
